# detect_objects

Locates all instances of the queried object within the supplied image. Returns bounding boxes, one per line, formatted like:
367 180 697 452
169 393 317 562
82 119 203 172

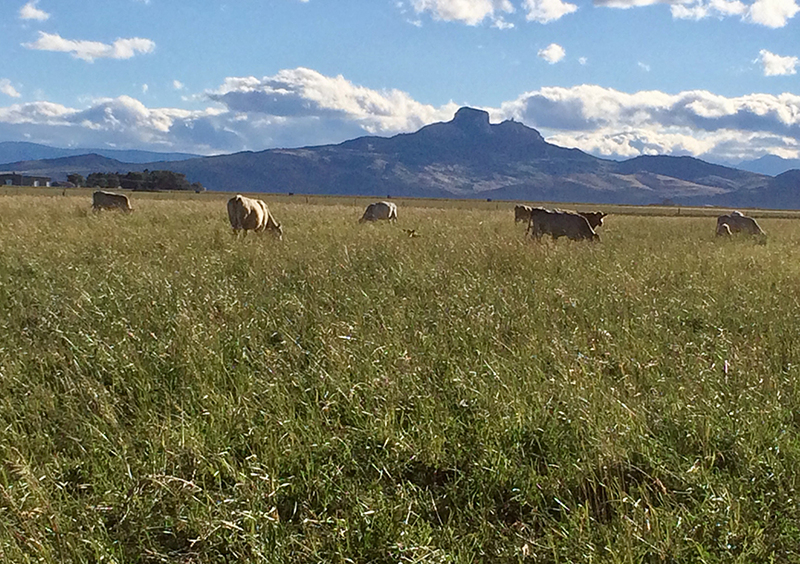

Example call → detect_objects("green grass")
2 192 800 562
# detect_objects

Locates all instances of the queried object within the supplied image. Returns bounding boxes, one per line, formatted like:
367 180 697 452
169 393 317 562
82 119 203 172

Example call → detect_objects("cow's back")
717 212 764 235
360 201 396 222
515 205 532 223
228 194 265 231
529 208 597 241
92 190 132 212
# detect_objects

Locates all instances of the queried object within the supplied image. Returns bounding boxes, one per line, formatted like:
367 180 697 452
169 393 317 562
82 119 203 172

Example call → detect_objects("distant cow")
359 201 397 223
227 194 283 239
92 191 132 213
716 211 764 236
527 208 599 242
578 211 607 230
515 204 533 223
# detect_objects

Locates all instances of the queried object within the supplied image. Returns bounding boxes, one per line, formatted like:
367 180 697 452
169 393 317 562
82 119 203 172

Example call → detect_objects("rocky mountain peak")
450 107 492 134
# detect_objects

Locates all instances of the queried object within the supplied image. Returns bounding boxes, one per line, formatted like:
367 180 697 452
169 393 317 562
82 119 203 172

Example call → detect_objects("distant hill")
736 154 800 177
0 154 131 177
0 141 199 165
4 107 799 208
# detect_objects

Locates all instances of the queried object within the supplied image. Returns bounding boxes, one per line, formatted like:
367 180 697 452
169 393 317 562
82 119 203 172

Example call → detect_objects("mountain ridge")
0 141 199 165
2 108 798 208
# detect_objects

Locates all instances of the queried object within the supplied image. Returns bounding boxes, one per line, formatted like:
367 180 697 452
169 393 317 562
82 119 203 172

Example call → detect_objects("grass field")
2 190 800 562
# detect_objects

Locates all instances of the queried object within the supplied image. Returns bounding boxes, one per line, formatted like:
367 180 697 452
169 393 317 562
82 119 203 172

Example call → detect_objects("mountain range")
0 141 198 165
2 107 798 208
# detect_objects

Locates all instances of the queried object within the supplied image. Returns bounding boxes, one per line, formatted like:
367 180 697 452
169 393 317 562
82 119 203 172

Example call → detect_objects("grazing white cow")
227 194 282 239
716 211 764 236
527 208 599 242
92 191 132 213
359 201 397 223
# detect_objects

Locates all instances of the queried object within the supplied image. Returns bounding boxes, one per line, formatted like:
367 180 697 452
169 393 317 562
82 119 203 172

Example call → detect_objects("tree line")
67 170 205 193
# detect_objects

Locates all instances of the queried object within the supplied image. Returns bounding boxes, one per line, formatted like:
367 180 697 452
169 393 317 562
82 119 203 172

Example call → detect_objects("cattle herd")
90 190 766 241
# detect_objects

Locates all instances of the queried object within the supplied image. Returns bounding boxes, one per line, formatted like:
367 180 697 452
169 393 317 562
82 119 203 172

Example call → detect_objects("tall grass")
1 193 800 562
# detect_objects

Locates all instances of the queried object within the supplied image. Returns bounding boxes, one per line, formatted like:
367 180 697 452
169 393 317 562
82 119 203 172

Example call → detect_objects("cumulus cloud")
496 84 800 160
0 69 460 154
671 0 747 19
410 0 515 25
19 1 50 21
0 79 21 98
1 69 800 162
22 32 155 62
758 49 798 76
746 0 800 26
595 0 798 26
538 43 566 64
523 0 578 22
206 67 459 135
173 80 185 90
592 0 662 7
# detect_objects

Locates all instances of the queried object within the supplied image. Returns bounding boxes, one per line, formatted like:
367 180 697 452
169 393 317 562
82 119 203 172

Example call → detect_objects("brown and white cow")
716 222 733 237
514 204 533 223
92 190 133 213
359 201 397 223
716 211 764 236
227 194 282 239
578 211 607 230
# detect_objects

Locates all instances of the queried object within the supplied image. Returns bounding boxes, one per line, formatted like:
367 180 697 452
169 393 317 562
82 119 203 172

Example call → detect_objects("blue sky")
1 0 798 163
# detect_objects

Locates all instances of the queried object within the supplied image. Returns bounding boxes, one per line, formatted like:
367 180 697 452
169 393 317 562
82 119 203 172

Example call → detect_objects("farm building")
0 173 51 187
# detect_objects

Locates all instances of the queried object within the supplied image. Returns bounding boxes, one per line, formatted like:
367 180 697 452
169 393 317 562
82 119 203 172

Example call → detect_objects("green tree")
67 174 85 187
86 173 107 188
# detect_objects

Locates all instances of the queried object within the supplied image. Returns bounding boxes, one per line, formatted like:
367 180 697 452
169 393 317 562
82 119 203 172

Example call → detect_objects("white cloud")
592 0 662 7
19 1 50 21
206 67 459 135
22 32 155 62
0 101 77 124
142 84 149 94
523 0 578 22
497 84 800 160
538 43 566 64
746 0 800 26
671 0 747 19
596 0 798 26
173 80 185 90
492 16 515 27
410 0 515 25
579 57 588 65
0 79 21 98
638 61 651 72
1 70 800 163
0 69 460 154
758 49 798 76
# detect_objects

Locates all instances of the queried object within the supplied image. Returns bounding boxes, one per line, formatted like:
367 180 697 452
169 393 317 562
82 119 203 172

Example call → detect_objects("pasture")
2 191 800 562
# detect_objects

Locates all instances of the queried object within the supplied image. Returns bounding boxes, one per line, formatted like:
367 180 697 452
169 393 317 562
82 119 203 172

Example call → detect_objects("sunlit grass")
1 192 800 562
